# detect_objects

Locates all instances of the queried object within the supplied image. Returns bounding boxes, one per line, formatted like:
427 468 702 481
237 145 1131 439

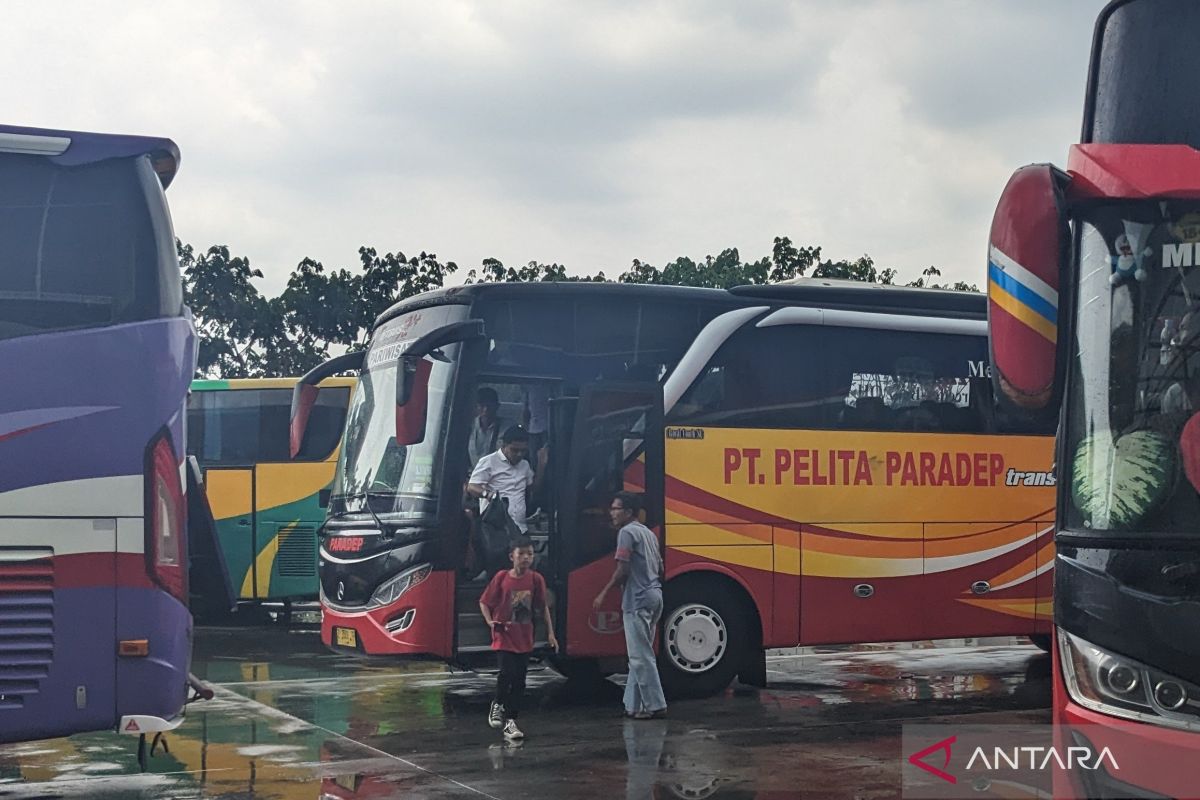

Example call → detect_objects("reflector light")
119 639 150 657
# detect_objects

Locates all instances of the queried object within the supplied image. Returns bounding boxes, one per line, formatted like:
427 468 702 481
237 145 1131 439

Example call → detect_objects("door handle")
238 518 250 527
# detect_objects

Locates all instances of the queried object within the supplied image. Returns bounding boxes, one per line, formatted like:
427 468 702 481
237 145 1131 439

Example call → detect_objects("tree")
904 265 979 292
180 241 458 377
181 234 978 378
179 242 281 377
465 258 606 283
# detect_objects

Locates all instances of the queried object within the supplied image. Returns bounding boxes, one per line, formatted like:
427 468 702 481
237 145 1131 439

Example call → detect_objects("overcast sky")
5 1 1106 294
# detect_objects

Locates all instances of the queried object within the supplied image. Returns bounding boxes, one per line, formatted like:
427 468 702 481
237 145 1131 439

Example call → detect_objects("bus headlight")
366 564 432 610
1059 630 1200 732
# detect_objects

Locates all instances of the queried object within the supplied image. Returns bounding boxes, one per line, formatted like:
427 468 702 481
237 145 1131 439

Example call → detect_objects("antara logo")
909 735 957 784
907 734 1120 785
966 746 1119 772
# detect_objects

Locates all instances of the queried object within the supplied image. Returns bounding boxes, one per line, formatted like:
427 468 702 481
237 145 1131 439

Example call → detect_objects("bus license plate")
334 627 357 648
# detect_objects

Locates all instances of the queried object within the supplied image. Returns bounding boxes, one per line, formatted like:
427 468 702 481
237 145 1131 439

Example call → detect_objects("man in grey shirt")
594 491 666 719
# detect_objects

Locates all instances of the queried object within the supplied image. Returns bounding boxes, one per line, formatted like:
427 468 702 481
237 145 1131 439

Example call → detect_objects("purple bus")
0 125 198 743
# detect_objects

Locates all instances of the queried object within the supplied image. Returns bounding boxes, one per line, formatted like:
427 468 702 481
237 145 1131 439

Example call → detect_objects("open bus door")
555 382 664 659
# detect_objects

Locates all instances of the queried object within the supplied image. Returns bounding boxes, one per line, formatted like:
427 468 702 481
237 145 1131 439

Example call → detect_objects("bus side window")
668 324 826 429
826 327 989 434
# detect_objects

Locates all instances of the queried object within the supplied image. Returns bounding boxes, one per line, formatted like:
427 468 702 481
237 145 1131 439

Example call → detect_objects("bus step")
458 613 493 649
456 580 488 608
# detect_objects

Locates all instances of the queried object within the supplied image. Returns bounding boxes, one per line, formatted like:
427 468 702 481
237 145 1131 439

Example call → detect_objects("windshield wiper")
332 470 394 537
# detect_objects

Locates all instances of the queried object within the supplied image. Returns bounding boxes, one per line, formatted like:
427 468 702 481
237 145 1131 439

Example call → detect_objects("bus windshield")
0 154 180 340
1067 201 1200 534
334 304 466 519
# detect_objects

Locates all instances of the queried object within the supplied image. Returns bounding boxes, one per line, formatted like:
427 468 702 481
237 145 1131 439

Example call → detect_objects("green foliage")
465 258 606 283
904 265 979 292
180 235 977 378
181 241 457 378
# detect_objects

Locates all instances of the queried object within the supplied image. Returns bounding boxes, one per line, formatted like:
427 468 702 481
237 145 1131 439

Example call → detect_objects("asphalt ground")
0 627 1051 799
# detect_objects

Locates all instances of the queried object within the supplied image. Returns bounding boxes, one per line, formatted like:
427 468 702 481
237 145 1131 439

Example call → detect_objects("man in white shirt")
468 426 546 533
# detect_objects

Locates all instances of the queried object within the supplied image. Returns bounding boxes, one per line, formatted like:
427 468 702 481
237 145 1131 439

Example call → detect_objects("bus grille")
277 527 316 578
0 547 54 710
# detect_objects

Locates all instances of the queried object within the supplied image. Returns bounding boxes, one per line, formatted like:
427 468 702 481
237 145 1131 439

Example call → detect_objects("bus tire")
1029 634 1052 653
658 579 752 699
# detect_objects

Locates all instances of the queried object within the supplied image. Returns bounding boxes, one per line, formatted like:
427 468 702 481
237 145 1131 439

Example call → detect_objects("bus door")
0 518 116 740
202 468 256 600
557 382 664 656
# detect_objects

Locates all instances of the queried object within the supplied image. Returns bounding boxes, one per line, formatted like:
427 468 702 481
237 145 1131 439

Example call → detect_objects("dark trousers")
495 650 529 719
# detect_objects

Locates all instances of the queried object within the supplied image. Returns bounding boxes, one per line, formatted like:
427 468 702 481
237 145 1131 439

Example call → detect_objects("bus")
187 377 354 615
292 280 1054 697
0 124 199 742
988 1 1200 796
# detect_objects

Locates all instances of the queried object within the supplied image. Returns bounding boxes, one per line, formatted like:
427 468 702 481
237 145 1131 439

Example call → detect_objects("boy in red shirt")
478 539 558 740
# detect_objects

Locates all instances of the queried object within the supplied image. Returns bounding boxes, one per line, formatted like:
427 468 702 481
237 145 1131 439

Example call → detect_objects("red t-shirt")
479 569 546 653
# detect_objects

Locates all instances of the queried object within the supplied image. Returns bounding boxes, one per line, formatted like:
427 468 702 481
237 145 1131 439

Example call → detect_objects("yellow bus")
187 377 354 612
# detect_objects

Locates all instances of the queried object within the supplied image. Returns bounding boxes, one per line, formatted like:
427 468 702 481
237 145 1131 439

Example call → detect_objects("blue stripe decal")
987 262 1056 324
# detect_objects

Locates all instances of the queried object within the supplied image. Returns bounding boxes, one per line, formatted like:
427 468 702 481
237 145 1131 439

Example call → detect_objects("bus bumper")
321 570 452 659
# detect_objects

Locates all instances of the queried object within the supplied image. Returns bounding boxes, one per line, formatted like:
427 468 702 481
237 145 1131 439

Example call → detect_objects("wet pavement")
0 627 1051 799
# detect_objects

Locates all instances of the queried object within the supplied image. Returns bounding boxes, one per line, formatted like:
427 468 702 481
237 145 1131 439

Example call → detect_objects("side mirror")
987 164 1070 425
290 350 365 459
395 357 433 446
392 319 486 446
290 383 319 458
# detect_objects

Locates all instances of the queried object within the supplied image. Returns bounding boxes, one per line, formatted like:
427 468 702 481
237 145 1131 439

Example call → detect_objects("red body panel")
321 570 452 658
1068 143 1200 200
565 555 628 656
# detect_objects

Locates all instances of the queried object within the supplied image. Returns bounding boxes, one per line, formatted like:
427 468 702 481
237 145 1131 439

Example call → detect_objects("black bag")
478 495 522 573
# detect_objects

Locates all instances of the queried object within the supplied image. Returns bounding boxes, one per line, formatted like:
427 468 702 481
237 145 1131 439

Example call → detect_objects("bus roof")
374 279 985 329
0 123 181 187
729 277 985 319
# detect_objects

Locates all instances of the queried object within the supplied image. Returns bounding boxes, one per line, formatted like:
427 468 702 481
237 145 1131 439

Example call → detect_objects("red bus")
987 1 1200 795
293 280 1053 697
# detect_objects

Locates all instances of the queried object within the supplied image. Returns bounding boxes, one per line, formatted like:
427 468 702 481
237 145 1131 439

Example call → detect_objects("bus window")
0 155 171 340
825 327 990 433
189 387 350 464
668 323 828 428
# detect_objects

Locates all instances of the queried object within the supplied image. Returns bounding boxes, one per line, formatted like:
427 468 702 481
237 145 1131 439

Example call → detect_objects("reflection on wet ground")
0 629 1050 799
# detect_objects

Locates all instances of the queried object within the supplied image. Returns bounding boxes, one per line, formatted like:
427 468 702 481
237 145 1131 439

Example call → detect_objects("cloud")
1 0 1110 292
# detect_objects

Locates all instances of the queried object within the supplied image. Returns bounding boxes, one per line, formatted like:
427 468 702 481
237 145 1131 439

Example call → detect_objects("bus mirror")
290 383 319 459
395 357 432 445
987 163 1069 426
290 350 365 459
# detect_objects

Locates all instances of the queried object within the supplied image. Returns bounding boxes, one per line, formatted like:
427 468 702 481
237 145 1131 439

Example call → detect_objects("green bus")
187 377 354 611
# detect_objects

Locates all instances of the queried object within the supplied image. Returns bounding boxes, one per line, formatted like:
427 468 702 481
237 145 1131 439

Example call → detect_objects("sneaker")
502 718 525 740
488 701 505 729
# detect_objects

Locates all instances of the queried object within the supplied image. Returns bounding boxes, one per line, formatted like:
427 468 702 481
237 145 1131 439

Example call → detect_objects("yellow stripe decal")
990 279 1057 343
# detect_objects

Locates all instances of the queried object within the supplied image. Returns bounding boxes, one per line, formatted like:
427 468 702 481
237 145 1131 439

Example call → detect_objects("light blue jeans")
622 596 667 715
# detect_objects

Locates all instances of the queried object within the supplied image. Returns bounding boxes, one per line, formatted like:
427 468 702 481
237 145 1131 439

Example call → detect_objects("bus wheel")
1029 634 1052 652
659 581 749 699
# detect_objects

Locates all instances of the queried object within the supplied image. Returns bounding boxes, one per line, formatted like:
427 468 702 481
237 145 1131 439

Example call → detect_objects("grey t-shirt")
616 521 662 611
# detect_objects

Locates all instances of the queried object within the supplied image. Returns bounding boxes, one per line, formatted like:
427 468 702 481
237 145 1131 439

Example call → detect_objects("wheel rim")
665 603 727 673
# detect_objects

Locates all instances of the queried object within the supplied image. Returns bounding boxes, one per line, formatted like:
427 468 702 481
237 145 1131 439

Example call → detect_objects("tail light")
146 432 187 605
